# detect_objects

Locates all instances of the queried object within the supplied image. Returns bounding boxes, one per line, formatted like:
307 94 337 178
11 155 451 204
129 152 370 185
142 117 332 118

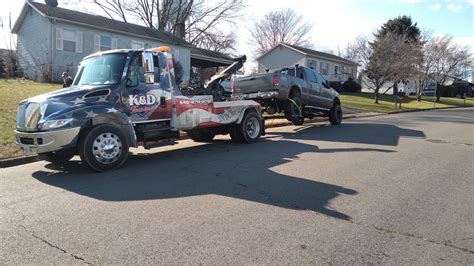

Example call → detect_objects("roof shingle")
28 1 191 47
285 44 357 66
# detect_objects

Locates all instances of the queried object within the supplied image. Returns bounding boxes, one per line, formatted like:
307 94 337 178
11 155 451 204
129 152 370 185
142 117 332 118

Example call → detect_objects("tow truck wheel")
187 129 215 142
328 102 342 125
230 110 262 143
78 124 129 172
38 150 75 164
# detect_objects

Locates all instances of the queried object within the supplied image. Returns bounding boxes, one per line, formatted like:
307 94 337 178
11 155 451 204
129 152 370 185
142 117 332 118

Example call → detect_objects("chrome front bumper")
15 127 81 154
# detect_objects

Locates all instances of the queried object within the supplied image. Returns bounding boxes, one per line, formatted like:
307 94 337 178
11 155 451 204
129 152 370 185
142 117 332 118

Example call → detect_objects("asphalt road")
1 108 473 264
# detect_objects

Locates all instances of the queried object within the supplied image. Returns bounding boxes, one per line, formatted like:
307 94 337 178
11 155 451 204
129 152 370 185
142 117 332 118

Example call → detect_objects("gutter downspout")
50 19 54 82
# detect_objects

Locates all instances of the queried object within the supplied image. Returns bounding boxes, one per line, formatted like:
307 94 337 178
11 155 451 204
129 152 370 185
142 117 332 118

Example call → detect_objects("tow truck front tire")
230 110 262 143
38 150 75 164
78 124 129 172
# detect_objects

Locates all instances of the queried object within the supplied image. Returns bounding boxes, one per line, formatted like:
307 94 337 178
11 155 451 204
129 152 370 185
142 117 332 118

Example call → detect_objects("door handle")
160 96 166 108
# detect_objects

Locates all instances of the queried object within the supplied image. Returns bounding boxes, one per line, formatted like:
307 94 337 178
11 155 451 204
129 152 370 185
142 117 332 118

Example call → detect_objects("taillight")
231 78 235 94
273 73 279 87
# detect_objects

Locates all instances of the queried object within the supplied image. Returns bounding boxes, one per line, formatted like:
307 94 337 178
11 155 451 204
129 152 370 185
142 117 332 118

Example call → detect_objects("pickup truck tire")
329 103 342 125
284 91 304 126
78 124 129 172
187 129 215 142
38 150 75 164
230 110 262 143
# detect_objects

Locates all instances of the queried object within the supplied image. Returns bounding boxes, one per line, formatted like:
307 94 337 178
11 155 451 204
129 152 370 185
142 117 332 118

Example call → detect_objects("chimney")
175 22 185 39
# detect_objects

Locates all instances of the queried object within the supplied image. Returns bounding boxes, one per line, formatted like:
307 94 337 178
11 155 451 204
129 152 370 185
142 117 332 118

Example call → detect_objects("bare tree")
94 0 130 23
91 0 244 52
1 12 18 78
347 33 422 103
344 35 371 71
423 35 470 101
248 8 313 57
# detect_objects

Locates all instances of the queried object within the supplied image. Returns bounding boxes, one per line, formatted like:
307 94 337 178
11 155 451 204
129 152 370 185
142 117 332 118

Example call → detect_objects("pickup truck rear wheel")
38 150 75 164
78 124 129 172
230 110 262 143
284 92 304 126
187 129 215 142
328 103 342 125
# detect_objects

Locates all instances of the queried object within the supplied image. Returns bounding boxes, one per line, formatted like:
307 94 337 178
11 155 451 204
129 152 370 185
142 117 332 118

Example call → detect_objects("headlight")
40 118 74 130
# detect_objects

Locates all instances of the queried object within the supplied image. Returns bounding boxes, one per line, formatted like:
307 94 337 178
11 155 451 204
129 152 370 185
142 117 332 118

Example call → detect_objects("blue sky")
357 0 473 37
1 0 473 56
238 0 473 55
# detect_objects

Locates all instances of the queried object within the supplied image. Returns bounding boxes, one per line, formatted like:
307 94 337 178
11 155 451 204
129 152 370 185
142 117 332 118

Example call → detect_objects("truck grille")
16 102 41 131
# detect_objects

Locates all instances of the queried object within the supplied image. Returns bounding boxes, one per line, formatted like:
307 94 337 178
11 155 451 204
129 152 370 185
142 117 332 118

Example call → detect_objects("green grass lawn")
0 80 473 160
0 79 60 159
341 92 474 113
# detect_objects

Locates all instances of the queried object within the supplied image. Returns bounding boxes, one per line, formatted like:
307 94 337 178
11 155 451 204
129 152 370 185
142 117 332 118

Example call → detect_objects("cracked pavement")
1 108 473 264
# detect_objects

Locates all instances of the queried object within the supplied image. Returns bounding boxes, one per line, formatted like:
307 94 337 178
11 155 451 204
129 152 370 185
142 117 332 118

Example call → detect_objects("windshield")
73 53 126 86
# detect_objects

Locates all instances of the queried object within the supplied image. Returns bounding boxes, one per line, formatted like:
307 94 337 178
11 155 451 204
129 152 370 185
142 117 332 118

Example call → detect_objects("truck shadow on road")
271 122 426 146
31 138 368 221
32 122 422 221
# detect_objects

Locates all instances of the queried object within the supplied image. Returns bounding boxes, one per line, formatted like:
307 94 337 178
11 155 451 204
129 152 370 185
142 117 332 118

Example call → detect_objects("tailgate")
233 73 274 94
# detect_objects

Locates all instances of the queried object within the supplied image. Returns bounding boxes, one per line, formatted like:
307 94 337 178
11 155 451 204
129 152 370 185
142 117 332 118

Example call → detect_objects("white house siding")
359 74 419 95
257 45 357 82
16 7 52 81
50 21 191 83
304 56 356 82
257 45 305 73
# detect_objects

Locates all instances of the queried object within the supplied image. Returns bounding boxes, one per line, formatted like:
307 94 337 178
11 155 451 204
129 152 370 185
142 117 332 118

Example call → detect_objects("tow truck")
15 47 264 171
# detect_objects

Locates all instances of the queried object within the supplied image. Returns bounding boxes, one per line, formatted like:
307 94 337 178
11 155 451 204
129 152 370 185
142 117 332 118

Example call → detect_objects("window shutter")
94 34 100 52
112 38 118 49
55 27 63 51
76 31 83 53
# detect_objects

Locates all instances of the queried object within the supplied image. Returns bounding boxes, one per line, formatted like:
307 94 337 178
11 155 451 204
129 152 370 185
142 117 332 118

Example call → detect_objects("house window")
320 62 328 75
100 36 112 51
308 59 316 70
55 27 82 53
334 65 339 75
131 40 144 49
94 34 118 52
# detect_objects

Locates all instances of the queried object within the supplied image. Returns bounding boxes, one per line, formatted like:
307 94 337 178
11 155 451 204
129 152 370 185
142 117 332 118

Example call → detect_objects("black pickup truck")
232 66 342 125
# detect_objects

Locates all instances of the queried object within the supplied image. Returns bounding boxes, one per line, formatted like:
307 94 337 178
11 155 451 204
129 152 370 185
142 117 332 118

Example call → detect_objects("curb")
0 155 40 168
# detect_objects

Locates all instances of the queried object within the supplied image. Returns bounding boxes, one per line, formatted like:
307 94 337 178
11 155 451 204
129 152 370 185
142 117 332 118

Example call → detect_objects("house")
256 43 358 82
12 1 234 83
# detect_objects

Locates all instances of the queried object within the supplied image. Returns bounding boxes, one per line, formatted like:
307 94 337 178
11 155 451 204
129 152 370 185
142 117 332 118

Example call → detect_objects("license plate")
22 145 33 155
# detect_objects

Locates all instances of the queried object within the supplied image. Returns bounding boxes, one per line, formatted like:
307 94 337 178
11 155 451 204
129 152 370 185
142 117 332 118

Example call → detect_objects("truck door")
304 68 324 107
121 53 172 123
316 72 334 108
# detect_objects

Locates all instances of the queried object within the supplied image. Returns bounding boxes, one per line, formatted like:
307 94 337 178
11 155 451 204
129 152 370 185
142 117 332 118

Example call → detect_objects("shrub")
329 81 343 93
342 79 361 92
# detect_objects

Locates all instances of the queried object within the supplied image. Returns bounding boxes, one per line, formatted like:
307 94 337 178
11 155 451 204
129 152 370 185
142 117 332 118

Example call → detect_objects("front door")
304 68 323 107
121 54 172 123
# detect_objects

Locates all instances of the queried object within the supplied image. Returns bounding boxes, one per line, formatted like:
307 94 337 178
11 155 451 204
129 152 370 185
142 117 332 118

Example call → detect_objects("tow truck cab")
15 47 263 171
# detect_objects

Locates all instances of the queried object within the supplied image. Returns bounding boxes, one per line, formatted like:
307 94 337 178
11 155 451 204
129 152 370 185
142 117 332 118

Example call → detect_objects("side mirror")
323 81 330 89
142 52 155 84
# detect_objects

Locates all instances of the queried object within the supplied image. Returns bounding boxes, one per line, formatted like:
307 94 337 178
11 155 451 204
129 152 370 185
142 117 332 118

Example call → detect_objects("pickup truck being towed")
15 47 264 171
232 66 342 126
